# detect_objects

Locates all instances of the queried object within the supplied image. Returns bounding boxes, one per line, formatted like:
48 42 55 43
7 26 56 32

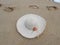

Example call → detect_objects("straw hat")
16 14 46 38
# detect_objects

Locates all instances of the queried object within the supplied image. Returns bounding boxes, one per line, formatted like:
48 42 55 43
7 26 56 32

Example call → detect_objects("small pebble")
33 27 38 31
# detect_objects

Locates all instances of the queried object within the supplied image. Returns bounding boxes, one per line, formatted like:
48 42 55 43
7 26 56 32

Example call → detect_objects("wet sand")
0 0 60 45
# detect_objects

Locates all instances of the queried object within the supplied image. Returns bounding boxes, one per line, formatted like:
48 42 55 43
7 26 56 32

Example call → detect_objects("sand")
0 0 60 45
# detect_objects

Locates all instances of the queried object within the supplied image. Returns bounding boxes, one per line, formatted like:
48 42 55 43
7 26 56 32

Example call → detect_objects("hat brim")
16 14 46 38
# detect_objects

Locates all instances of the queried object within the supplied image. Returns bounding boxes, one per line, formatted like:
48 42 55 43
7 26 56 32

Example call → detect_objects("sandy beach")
0 0 60 45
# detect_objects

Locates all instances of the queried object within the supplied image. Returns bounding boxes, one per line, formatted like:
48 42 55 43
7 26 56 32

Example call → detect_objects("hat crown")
25 17 39 31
